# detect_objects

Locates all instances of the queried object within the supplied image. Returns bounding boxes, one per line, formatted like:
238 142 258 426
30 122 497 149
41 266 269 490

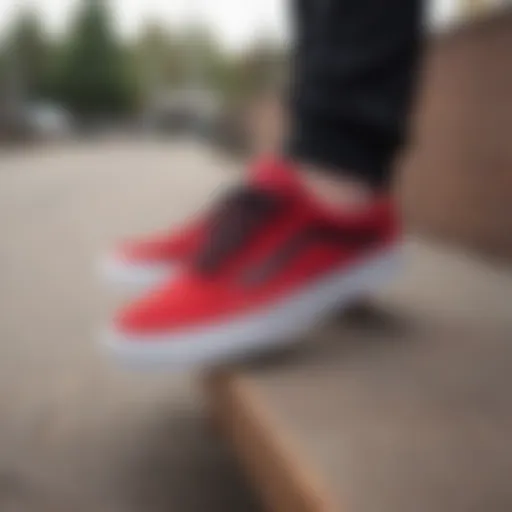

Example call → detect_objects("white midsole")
103 245 403 369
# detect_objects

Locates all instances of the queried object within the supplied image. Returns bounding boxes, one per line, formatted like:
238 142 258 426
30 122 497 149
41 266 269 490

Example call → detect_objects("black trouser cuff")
287 115 399 190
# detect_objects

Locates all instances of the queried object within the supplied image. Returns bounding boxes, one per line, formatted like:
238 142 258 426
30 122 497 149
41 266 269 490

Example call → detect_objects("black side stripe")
240 224 379 287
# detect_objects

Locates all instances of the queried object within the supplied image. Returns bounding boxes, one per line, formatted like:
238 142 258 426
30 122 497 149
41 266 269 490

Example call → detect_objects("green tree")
2 9 51 101
236 38 287 97
179 25 222 86
56 0 134 118
133 21 186 103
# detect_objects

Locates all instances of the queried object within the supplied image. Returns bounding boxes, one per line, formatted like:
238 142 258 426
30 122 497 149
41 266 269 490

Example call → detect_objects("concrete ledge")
204 312 512 512
205 370 334 512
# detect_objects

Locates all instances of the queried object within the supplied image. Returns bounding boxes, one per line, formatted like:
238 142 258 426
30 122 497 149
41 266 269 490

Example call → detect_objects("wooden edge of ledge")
203 370 338 512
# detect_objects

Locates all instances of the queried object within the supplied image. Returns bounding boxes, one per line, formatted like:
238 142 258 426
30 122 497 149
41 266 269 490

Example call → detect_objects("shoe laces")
194 186 284 274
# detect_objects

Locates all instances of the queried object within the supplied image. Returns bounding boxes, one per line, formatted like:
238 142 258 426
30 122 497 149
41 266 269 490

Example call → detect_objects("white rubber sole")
100 253 176 292
103 245 403 370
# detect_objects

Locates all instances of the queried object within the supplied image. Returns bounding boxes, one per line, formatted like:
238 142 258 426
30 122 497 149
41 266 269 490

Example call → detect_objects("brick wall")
399 8 512 261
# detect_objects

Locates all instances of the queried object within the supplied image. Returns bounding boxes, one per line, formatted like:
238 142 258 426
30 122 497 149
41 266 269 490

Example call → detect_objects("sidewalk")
0 139 254 512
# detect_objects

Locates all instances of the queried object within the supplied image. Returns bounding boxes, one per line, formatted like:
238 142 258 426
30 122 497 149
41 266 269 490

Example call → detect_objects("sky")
0 0 290 51
0 0 459 52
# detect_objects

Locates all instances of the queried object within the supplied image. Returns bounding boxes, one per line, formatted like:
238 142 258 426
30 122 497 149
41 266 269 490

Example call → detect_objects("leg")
289 0 424 191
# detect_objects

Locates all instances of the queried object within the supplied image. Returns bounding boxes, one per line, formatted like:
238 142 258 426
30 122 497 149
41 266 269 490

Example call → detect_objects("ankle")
295 163 374 211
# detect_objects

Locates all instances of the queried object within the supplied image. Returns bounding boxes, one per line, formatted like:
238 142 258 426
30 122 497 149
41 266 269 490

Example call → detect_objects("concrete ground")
0 139 258 512
2 138 512 512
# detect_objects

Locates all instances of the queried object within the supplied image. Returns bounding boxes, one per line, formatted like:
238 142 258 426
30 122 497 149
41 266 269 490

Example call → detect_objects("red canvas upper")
116 218 205 264
115 159 400 337
114 157 298 266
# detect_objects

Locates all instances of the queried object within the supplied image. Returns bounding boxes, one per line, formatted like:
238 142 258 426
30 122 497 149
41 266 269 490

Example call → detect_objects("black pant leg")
288 0 424 188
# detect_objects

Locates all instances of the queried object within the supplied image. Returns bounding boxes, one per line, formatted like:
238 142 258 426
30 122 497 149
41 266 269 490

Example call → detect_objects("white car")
23 102 73 139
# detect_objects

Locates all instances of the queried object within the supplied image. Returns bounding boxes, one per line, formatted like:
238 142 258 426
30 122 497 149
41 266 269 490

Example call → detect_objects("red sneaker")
101 218 204 290
104 164 402 368
101 158 296 290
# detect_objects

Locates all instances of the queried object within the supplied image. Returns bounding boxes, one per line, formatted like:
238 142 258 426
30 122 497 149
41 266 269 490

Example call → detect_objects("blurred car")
22 102 73 140
142 87 221 137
